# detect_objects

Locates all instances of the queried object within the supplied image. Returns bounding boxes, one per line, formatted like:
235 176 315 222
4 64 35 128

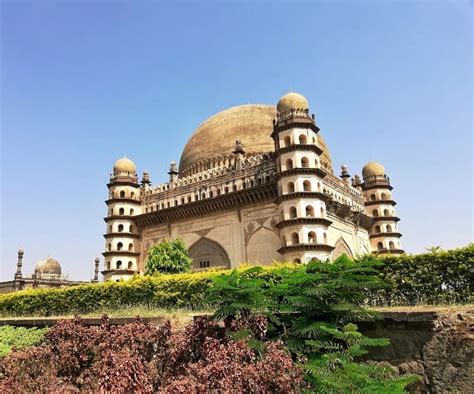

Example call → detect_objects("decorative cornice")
277 168 327 179
364 199 397 207
104 215 136 223
372 249 405 255
106 198 141 206
107 179 140 188
275 191 329 204
275 217 333 229
369 232 403 239
372 216 400 222
102 251 140 257
103 233 140 239
362 183 393 191
272 118 319 137
101 269 139 275
275 144 323 156
278 243 335 254
135 183 277 228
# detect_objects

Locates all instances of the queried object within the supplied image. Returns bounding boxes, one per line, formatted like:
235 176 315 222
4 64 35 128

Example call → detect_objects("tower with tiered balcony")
273 92 334 263
361 161 404 254
103 157 141 281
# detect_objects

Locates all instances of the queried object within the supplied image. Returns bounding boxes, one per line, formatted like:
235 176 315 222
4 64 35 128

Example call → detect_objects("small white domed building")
102 92 404 281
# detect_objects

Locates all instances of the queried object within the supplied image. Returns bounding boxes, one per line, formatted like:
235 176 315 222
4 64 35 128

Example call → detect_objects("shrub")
145 238 192 275
367 243 474 306
209 256 419 392
0 316 304 393
0 326 47 357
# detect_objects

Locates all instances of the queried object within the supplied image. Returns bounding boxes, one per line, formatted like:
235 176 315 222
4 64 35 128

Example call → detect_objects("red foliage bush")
0 315 304 393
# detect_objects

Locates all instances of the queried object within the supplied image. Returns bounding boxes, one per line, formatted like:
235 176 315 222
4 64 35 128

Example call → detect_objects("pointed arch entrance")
189 238 231 269
332 237 354 259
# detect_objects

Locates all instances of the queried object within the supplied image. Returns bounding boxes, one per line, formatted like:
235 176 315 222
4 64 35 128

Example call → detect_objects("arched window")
301 157 309 168
128 243 133 251
306 205 315 217
291 232 299 245
284 136 291 147
128 261 133 269
285 158 293 170
303 180 311 191
110 208 114 215
130 208 134 215
108 243 111 251
131 192 135 198
323 232 328 243
320 207 325 216
381 193 387 200
188 196 192 203
195 193 199 200
308 231 316 244
116 260 122 269
287 182 295 193
317 182 321 192
389 241 395 250
109 225 112 232
233 184 238 191
294 258 301 264
106 261 111 270
281 235 287 246
129 225 133 233
181 198 185 204
224 186 229 193
372 209 379 217
299 134 307 144
315 159 319 167
209 191 213 198
383 209 389 216
386 224 393 232
370 194 376 201
375 225 381 233
117 242 123 251
120 190 125 198
289 206 297 219
118 224 124 232
201 192 206 199
377 242 384 250
119 208 125 216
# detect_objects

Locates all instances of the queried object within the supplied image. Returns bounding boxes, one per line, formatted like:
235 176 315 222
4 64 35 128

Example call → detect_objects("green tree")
144 238 192 275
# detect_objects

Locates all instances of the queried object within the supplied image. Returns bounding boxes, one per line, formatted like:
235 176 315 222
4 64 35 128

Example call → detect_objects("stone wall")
359 309 473 393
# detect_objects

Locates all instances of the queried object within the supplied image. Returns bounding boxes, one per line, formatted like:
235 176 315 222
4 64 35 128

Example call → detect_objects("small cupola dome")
34 257 62 279
277 92 309 113
113 157 136 174
362 161 386 179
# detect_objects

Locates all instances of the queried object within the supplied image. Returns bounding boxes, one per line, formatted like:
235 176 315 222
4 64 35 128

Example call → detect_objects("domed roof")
362 161 385 179
179 104 333 173
34 257 61 278
277 92 309 113
113 157 136 173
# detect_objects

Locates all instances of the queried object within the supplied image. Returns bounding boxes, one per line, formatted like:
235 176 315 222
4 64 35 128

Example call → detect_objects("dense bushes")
366 244 474 306
0 245 472 317
0 326 47 357
0 316 304 392
145 239 192 275
210 257 417 392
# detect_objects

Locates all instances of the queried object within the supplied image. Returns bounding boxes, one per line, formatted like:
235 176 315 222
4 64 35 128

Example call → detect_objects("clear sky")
0 0 472 281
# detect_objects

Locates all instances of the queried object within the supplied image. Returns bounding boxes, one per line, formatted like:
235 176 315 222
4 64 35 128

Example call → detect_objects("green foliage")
145 238 192 275
0 326 47 357
367 244 474 306
0 264 299 317
209 255 419 392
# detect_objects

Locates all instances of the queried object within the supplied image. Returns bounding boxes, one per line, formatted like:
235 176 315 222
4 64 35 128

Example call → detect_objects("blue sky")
1 0 472 281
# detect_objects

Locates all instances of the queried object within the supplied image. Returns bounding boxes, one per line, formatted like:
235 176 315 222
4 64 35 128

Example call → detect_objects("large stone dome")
34 257 61 279
113 157 136 173
179 104 333 173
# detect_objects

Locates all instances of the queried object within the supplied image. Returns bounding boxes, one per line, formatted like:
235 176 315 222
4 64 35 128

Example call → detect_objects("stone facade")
102 92 404 281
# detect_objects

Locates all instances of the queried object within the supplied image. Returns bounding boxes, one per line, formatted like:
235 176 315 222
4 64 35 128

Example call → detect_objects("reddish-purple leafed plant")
0 315 304 393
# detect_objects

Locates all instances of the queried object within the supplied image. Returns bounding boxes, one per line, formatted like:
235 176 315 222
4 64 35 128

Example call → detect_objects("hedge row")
0 246 472 317
0 264 299 317
367 244 474 306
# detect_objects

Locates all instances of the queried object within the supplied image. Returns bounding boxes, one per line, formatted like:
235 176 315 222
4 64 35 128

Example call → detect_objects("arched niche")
189 238 230 269
332 237 354 259
246 227 282 265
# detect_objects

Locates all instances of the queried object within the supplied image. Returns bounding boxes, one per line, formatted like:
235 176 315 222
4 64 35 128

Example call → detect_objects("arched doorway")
332 237 354 259
189 238 230 269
